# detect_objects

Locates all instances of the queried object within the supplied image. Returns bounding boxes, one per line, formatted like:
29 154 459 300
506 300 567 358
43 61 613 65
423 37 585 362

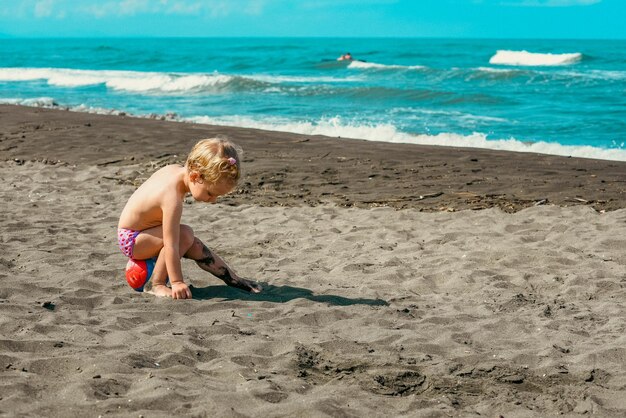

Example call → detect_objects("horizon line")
1 35 625 41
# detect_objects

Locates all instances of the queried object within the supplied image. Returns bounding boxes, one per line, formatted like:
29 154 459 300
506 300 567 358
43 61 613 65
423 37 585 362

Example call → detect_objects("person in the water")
337 52 353 61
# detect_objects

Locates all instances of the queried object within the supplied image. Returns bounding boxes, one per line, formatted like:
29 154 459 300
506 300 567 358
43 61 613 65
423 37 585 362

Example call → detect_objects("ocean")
1 37 625 161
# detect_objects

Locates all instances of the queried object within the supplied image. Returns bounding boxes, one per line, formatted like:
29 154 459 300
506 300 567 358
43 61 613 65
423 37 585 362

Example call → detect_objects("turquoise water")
1 38 625 160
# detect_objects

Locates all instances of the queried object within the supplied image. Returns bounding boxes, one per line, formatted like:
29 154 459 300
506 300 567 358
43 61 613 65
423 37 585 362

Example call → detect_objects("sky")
0 0 624 39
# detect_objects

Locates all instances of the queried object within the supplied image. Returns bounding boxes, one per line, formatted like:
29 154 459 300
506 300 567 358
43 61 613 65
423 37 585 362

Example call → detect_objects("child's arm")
162 198 192 299
196 243 262 293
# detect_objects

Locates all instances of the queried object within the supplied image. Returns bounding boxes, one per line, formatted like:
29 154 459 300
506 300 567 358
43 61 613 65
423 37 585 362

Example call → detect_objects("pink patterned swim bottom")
117 228 141 258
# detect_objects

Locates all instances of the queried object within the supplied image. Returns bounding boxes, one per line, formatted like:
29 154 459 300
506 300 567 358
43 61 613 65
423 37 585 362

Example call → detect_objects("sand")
1 104 625 417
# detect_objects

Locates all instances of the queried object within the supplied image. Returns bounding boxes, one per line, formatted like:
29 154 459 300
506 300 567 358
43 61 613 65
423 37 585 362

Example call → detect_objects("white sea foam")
107 73 236 93
187 114 626 162
589 70 626 80
0 97 146 116
348 61 425 71
0 67 359 94
474 67 530 76
250 74 360 83
0 67 243 93
477 67 513 73
489 50 582 66
0 97 58 107
556 69 626 81
391 107 509 124
476 66 626 84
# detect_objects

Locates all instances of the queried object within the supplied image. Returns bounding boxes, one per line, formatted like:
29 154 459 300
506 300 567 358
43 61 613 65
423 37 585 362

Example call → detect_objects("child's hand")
171 282 192 299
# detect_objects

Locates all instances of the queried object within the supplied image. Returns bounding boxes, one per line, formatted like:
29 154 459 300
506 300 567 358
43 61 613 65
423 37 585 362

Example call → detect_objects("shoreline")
2 104 625 212
5 99 626 163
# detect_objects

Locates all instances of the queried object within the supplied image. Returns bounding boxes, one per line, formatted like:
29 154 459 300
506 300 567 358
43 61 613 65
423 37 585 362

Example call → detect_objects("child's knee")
180 224 195 251
190 237 206 257
184 234 206 259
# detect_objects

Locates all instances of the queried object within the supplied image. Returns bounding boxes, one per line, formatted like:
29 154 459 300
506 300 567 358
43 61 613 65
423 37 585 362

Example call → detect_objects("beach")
1 104 626 416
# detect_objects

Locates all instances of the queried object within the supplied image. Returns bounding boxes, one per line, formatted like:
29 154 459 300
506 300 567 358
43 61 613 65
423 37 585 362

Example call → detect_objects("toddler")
117 137 262 299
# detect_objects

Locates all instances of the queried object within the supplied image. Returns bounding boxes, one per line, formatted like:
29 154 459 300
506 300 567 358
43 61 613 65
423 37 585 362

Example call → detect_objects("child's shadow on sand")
190 283 388 306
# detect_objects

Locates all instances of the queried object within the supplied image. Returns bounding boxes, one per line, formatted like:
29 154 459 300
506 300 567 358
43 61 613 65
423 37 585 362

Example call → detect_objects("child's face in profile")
190 173 234 203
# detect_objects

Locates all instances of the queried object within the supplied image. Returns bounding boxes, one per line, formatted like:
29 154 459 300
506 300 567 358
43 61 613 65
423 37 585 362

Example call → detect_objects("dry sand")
1 105 625 417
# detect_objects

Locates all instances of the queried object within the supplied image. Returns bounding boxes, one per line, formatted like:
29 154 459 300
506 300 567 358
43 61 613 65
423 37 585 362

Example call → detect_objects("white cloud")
300 0 398 9
81 0 154 17
164 1 203 14
119 0 151 15
81 3 118 18
75 0 269 18
34 0 55 17
243 0 267 15
502 0 601 6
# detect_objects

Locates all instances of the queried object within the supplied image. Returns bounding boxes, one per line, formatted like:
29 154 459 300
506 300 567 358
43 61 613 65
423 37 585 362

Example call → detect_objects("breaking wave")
489 50 583 66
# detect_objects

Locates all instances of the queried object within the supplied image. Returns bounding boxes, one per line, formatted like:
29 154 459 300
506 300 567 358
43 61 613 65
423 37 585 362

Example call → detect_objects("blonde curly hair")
185 137 242 186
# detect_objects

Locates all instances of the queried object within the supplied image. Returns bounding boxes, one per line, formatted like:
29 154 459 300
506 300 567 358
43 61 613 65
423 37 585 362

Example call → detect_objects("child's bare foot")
148 284 173 298
229 277 262 293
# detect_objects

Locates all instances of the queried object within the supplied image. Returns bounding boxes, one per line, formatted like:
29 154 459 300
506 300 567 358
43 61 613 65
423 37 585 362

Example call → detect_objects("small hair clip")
227 157 237 165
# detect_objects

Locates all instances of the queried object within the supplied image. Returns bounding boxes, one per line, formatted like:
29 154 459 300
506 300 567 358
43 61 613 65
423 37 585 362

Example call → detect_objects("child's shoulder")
150 164 184 178
143 164 185 187
158 163 184 173
142 165 186 200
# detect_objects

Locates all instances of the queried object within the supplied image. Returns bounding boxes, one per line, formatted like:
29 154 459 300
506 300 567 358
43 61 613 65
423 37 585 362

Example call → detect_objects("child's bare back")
116 138 262 299
118 165 186 232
